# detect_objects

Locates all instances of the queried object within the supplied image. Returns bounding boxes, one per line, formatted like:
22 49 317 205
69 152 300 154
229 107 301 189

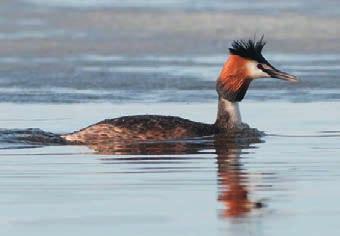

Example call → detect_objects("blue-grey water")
1 53 340 103
23 0 340 16
1 102 340 236
0 0 340 235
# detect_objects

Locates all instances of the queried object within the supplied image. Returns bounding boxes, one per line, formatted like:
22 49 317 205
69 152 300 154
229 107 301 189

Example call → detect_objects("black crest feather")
229 36 267 63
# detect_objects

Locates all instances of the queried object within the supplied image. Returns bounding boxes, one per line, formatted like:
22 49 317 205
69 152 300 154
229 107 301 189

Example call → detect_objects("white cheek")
246 61 269 79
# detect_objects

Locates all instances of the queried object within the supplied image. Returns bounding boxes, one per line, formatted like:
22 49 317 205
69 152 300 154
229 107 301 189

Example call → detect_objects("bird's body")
62 37 297 145
62 98 261 144
63 115 216 144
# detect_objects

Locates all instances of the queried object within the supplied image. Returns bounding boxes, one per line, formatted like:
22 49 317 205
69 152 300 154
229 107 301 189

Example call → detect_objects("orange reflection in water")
215 138 264 218
217 148 254 217
85 134 264 218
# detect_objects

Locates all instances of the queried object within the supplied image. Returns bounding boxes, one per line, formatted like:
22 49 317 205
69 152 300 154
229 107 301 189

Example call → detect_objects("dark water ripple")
0 54 339 103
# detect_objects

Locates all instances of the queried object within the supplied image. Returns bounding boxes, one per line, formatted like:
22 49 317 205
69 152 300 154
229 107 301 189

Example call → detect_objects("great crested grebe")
62 37 297 144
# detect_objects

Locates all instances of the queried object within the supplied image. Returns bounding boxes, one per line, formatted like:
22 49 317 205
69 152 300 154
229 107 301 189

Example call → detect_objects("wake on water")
0 128 67 145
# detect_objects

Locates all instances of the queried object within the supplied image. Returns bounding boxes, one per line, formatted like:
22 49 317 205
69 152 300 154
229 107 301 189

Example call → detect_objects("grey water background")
1 0 340 235
0 0 339 103
1 53 340 103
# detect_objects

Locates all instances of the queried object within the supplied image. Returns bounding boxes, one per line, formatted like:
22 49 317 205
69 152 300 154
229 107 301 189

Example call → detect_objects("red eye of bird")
257 64 264 70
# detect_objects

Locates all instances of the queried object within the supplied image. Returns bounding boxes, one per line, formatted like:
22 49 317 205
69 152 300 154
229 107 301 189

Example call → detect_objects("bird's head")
217 37 298 102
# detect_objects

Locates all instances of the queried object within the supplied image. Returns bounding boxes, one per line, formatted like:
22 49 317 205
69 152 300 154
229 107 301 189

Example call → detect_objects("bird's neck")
215 97 242 130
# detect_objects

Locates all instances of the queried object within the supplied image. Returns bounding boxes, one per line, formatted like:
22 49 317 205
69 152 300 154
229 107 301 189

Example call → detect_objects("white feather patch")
246 60 269 79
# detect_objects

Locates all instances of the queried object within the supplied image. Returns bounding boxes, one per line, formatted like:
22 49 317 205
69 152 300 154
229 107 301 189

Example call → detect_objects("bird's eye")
257 64 264 70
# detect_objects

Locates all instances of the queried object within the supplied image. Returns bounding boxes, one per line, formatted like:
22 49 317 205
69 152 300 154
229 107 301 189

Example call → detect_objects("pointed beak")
259 63 298 83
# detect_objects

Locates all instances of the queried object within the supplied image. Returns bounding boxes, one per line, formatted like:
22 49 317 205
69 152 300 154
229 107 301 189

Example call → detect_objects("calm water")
0 102 340 236
1 0 340 235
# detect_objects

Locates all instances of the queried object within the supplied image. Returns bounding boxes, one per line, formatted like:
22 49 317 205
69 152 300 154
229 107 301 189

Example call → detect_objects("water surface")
0 102 340 236
0 0 340 235
0 53 340 103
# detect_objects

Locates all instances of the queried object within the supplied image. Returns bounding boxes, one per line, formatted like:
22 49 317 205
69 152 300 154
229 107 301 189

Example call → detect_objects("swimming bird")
62 37 297 144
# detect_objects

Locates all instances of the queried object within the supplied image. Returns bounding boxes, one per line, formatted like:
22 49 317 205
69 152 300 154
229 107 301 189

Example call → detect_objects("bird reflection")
86 133 264 218
215 136 264 217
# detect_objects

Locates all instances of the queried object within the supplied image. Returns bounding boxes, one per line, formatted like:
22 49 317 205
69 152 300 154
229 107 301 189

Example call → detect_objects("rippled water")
1 53 340 103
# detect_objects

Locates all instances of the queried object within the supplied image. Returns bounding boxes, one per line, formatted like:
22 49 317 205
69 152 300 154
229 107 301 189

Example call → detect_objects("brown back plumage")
62 115 217 144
